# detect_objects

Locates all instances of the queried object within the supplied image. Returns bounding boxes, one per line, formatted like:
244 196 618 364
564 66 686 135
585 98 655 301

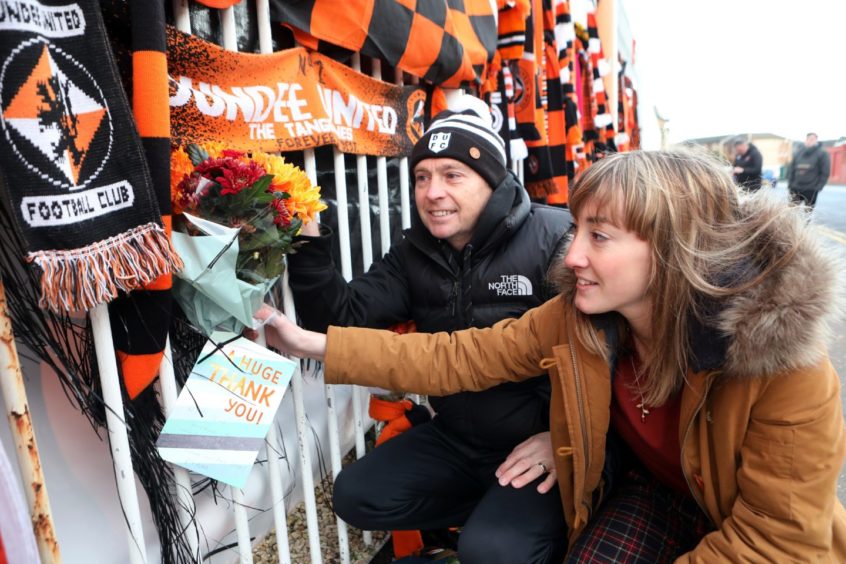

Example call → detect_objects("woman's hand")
495 431 557 494
248 304 327 361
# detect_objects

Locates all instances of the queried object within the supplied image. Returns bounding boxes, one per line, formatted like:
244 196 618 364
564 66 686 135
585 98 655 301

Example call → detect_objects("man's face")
805 134 818 148
414 158 493 250
735 143 748 155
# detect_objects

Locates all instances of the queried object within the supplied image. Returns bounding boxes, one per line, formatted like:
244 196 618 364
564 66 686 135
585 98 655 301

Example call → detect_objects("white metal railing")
167 1 382 562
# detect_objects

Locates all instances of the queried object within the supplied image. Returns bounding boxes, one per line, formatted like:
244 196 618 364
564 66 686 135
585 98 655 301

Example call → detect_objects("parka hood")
712 195 845 377
549 193 845 379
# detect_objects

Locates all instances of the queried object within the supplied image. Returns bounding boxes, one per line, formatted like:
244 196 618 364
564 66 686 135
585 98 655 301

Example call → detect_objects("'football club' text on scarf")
0 0 182 312
167 27 429 157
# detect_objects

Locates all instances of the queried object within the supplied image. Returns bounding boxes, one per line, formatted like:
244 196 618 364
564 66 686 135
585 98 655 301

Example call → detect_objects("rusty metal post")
0 279 61 563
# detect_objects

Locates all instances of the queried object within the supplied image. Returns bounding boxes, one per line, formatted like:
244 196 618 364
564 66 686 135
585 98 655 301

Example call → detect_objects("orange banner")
167 27 428 157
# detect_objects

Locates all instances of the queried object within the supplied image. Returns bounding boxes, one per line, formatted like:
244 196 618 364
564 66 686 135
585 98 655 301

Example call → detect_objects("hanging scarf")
0 2 192 563
0 0 182 313
586 11 616 153
547 0 583 205
167 27 431 157
106 0 176 400
514 0 557 198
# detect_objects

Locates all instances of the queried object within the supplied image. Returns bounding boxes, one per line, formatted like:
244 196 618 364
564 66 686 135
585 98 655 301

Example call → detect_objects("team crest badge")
1 37 113 192
428 132 451 153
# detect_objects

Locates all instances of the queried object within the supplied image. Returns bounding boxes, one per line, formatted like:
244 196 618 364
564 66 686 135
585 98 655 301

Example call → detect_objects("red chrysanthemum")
195 156 266 196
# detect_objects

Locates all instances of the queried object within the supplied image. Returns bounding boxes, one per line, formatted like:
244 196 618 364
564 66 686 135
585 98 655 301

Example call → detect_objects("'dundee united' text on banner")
167 26 431 157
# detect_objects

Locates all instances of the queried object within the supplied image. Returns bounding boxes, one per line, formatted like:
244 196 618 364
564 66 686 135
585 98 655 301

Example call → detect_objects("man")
287 96 570 563
788 132 831 208
732 137 763 191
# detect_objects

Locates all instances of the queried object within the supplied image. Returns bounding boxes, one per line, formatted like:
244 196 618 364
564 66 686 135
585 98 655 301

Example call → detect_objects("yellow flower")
250 151 327 224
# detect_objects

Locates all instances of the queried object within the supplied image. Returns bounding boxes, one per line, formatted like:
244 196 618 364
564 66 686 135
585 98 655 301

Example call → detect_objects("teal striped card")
157 331 296 488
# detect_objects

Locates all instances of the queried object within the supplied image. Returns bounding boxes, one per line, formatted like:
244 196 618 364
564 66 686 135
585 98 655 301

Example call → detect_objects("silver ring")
537 462 549 474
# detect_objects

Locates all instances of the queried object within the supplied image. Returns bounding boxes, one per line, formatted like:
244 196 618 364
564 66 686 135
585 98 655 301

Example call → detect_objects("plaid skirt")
566 463 715 563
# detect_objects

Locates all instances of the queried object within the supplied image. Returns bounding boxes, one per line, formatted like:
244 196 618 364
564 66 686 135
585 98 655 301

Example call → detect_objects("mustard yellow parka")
324 196 846 561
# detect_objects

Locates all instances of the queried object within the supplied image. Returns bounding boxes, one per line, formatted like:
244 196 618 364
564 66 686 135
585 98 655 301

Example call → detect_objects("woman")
258 149 846 561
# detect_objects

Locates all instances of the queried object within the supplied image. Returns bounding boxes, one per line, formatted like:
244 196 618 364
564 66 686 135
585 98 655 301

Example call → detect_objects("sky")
619 0 846 148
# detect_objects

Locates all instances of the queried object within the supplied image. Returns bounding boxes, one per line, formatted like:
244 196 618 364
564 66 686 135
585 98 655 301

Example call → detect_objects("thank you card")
157 331 295 487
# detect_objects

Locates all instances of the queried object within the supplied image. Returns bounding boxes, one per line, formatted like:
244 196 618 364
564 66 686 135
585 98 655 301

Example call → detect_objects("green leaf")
237 175 275 204
187 143 209 166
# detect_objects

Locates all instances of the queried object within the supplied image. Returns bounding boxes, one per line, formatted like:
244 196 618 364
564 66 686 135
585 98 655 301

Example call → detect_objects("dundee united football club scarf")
0 0 182 313
0 2 192 563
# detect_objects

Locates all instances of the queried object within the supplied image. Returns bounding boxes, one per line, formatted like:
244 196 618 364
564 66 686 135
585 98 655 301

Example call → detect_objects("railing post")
0 280 61 563
89 303 148 564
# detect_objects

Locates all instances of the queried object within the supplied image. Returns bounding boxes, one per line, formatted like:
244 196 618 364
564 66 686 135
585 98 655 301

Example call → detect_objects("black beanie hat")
409 98 508 189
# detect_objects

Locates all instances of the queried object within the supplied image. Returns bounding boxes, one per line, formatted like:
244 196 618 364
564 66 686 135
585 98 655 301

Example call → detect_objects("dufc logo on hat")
428 132 451 153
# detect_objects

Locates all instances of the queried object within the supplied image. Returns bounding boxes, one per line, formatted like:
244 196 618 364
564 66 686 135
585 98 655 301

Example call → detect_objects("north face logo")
428 132 451 152
488 274 532 296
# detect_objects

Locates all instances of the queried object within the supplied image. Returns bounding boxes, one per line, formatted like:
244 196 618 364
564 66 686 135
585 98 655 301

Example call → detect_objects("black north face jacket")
288 172 570 449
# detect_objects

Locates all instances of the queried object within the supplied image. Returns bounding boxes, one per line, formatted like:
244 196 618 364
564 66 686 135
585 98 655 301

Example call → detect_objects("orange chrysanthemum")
170 146 194 216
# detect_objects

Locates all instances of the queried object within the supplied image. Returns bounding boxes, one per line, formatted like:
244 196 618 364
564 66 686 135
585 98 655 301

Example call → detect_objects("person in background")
285 95 571 563
732 136 763 191
259 148 846 561
788 132 831 208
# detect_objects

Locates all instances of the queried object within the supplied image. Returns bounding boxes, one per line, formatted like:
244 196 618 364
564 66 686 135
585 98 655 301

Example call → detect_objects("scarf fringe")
29 223 184 312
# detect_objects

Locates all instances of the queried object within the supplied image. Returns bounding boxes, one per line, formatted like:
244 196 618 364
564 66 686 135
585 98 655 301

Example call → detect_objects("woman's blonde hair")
564 148 800 405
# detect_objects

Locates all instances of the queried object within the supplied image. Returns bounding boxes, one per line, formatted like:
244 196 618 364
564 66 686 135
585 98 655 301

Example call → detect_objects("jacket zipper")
567 330 592 519
679 374 714 521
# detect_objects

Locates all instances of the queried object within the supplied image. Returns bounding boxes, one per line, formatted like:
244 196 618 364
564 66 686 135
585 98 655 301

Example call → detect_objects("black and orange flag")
269 0 497 88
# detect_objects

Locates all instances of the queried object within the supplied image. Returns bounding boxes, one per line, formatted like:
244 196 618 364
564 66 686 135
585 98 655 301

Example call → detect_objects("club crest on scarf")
0 0 181 312
2 37 119 224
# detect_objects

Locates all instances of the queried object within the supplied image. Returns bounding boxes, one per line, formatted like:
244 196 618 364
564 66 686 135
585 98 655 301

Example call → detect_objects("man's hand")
495 431 557 494
733 166 744 174
300 220 320 237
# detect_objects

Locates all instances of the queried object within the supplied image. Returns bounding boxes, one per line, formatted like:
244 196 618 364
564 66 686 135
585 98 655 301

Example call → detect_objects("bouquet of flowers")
170 142 326 334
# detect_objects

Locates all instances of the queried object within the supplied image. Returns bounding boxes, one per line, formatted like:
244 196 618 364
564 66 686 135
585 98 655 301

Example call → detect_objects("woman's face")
564 200 653 327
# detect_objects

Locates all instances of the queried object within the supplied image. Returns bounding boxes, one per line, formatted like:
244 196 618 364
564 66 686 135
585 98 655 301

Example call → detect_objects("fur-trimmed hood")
713 196 844 377
550 193 846 379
